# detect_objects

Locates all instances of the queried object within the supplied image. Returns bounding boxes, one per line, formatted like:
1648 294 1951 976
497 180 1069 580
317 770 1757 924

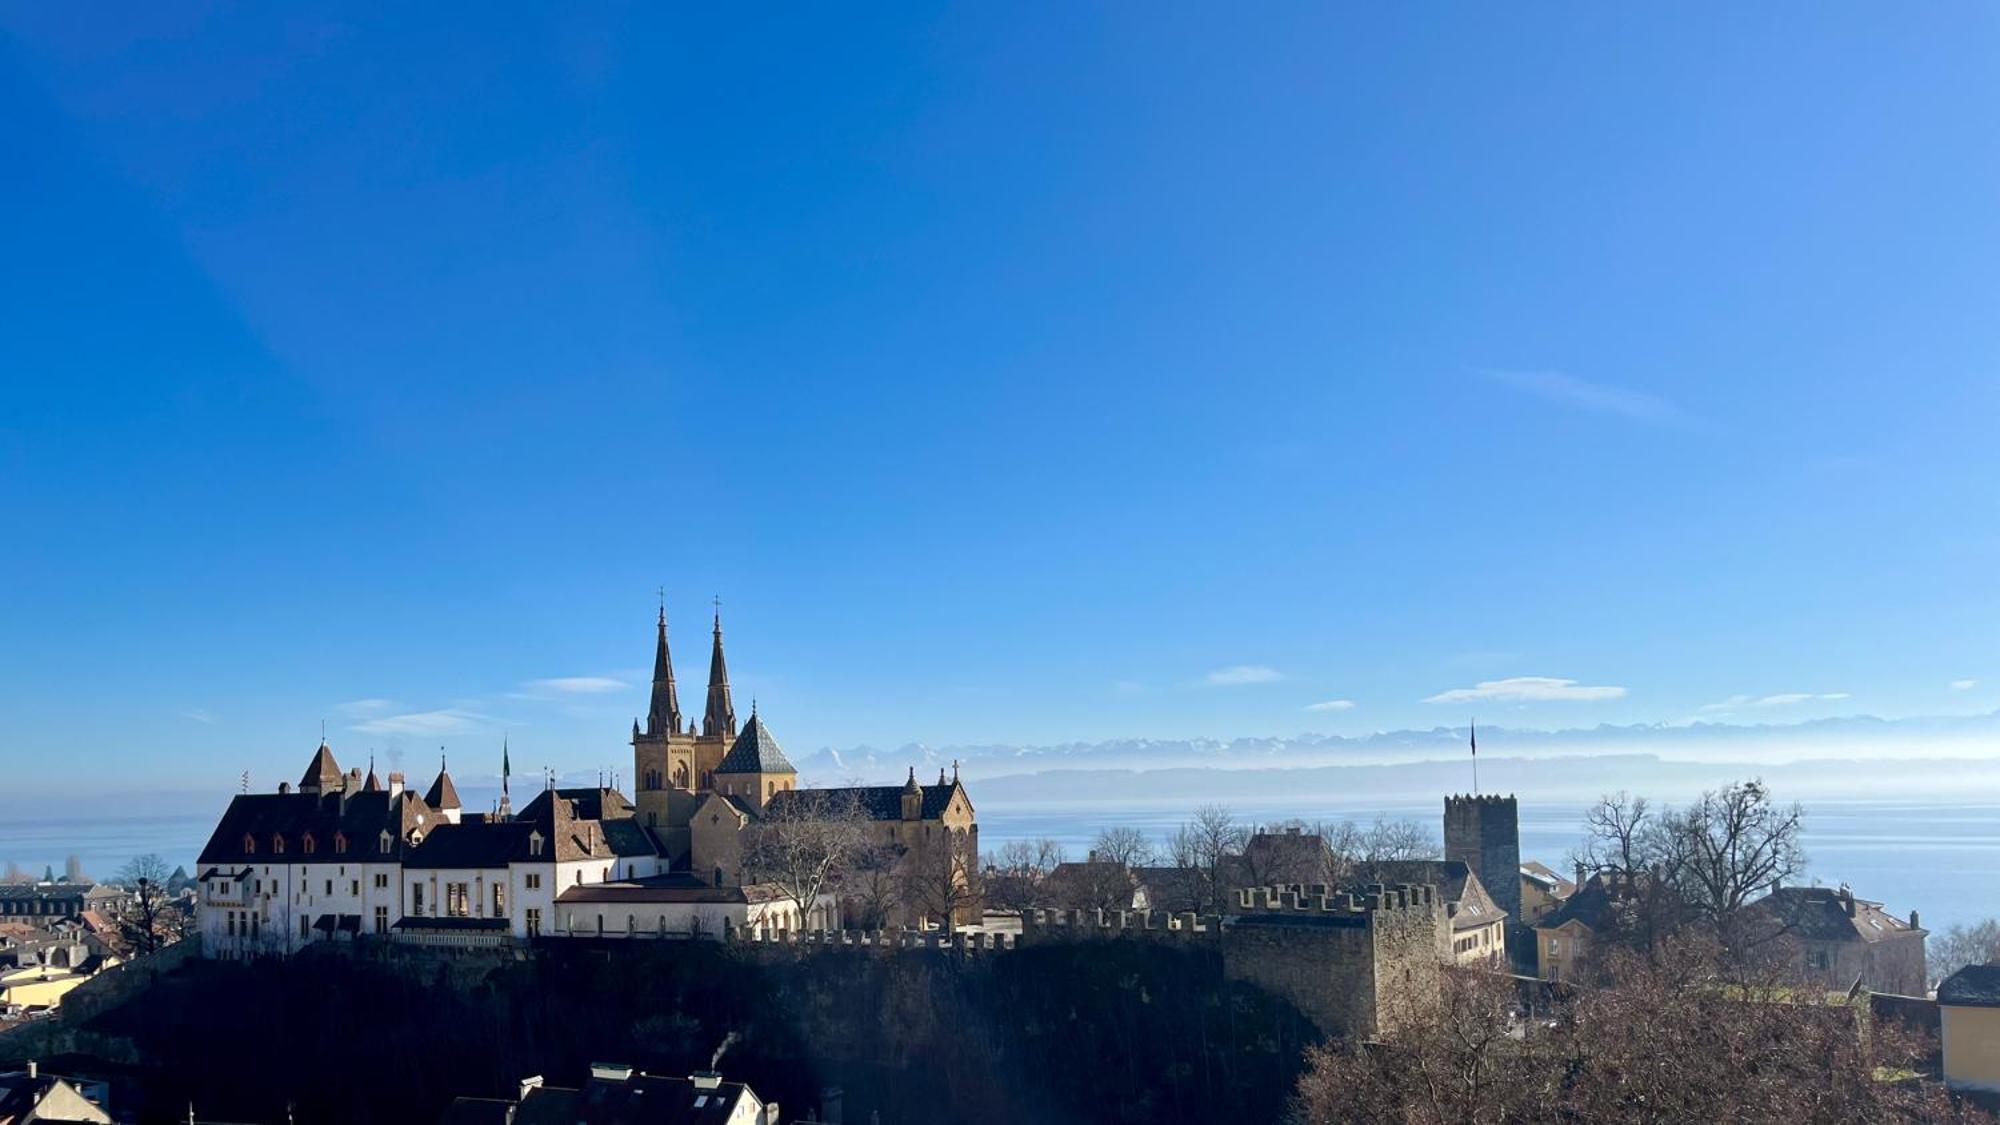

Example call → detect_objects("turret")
901 767 923 821
298 741 344 796
702 607 737 738
425 753 462 825
646 604 682 738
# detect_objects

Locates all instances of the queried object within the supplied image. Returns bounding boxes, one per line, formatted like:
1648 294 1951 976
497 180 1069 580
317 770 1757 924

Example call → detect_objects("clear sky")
3 5 1998 795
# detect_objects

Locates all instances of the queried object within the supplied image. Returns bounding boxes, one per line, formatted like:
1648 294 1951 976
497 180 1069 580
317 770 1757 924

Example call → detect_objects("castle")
194 602 977 956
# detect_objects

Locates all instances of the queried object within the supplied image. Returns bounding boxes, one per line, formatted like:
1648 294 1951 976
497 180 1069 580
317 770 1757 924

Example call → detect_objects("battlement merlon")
1444 793 1518 806
1018 907 1222 942
1232 882 1440 920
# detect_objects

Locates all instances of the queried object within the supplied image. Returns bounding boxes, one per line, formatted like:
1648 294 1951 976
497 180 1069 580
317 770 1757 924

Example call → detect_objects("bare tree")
1292 936 1977 1125
844 840 904 930
1666 780 1805 931
1168 804 1247 913
114 853 180 956
981 838 1066 912
1932 918 2000 988
740 789 869 930
1090 825 1155 868
902 826 981 932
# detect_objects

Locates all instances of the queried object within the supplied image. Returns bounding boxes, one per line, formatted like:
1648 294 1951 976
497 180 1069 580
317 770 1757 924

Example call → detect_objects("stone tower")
631 600 740 863
1443 794 1521 925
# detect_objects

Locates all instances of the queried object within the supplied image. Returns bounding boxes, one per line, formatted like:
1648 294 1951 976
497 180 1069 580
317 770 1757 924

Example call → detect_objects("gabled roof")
764 781 965 822
715 715 795 775
1535 873 1625 933
1521 860 1575 897
1941 964 2000 1007
516 788 635 824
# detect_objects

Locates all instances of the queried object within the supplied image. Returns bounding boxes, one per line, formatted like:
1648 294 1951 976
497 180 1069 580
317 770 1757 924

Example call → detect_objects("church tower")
631 598 739 865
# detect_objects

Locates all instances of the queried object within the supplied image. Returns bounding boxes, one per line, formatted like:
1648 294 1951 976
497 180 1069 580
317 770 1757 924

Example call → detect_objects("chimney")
691 1070 723 1090
518 1075 543 1101
388 772 406 798
278 781 292 795
26 1060 36 1079
1573 862 1585 891
590 1063 634 1083
1910 909 1921 930
1839 885 1855 916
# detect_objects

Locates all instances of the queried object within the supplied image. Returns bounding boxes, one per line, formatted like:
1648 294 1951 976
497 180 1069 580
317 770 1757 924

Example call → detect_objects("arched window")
301 833 316 855
379 831 393 854
243 834 257 855
272 834 286 855
673 763 689 788
333 832 348 855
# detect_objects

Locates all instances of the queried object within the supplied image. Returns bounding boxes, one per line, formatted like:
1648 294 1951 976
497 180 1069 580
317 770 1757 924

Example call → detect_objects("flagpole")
1470 718 1479 796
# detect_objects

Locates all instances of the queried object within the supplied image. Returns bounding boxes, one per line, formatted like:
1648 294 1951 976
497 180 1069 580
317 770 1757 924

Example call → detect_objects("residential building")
0 1062 112 1124
438 1063 780 1125
0 883 129 921
1518 860 1575 925
1941 963 2000 1096
1741 885 1927 997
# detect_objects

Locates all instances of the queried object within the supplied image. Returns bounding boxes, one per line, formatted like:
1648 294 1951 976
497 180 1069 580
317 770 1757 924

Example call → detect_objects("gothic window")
379 831 393 853
333 832 348 855
301 833 316 855
529 831 545 857
674 763 689 788
272 834 286 855
243 834 257 854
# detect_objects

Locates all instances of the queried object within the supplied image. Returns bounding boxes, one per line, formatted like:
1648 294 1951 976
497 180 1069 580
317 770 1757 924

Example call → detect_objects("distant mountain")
791 711 2000 787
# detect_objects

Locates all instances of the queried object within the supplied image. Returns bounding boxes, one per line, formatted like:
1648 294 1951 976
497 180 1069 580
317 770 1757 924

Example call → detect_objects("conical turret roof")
299 742 344 791
424 758 461 809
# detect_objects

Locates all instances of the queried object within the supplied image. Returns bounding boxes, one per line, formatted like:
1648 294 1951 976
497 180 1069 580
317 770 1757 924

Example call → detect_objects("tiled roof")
405 821 544 869
1747 887 1918 944
715 715 795 775
196 790 441 866
515 788 635 824
1941 964 2000 1007
299 742 344 790
424 768 462 810
1535 874 1624 932
765 781 963 822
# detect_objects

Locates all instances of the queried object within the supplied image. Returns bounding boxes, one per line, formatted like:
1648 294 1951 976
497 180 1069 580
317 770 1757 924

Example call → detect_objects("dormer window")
528 831 545 858
301 833 316 855
333 832 348 855
243 834 256 855
378 831 393 854
272 834 286 855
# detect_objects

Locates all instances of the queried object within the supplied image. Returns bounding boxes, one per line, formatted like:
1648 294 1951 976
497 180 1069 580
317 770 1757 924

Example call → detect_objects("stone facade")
1019 883 1445 1039
1443 795 1521 928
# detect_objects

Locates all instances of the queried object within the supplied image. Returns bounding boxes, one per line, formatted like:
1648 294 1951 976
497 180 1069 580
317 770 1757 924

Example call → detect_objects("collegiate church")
194 603 978 956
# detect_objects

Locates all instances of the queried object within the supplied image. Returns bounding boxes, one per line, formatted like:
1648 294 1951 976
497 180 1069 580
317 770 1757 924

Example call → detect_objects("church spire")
702 599 737 738
646 598 682 737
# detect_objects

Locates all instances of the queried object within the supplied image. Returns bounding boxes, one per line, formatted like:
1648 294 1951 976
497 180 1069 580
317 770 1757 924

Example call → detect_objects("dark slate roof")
299 742 344 790
556 874 787 905
196 790 442 866
715 715 795 775
578 1073 756 1125
1535 874 1623 932
1747 887 1918 943
1344 860 1498 931
394 916 509 931
438 1097 519 1125
765 781 964 822
0 883 126 903
515 788 635 824
1940 964 2000 1007
425 768 462 810
405 821 543 869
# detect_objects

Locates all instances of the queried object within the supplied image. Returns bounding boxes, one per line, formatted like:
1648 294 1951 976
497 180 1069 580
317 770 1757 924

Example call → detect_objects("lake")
3 795 1992 934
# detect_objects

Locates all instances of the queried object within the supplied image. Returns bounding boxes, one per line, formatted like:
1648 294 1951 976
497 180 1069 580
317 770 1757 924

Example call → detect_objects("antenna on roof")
320 718 327 743
240 770 250 794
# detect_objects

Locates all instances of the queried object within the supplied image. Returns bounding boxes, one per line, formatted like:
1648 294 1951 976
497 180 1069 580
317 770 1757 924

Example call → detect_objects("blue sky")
3 5 1999 795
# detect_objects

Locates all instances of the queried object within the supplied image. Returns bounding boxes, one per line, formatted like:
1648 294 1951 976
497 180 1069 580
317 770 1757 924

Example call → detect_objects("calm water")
977 797 2000 934
3 797 1993 933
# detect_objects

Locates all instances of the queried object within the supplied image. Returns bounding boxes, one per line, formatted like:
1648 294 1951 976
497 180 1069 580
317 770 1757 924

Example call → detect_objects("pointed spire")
646 600 682 737
702 599 737 738
362 755 382 793
424 750 460 811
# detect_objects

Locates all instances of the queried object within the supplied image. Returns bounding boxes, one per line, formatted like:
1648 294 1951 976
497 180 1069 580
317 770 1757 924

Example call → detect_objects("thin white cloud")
350 708 491 735
522 676 627 695
179 707 216 725
1700 691 1848 713
1305 699 1356 713
1483 369 1695 427
1952 679 1979 691
334 698 399 717
1206 665 1283 686
1424 676 1626 704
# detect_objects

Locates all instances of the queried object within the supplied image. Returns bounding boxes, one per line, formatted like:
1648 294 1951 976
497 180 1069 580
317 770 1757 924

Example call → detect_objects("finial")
440 747 447 772
713 594 722 630
658 585 666 624
952 758 960 783
751 696 758 718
